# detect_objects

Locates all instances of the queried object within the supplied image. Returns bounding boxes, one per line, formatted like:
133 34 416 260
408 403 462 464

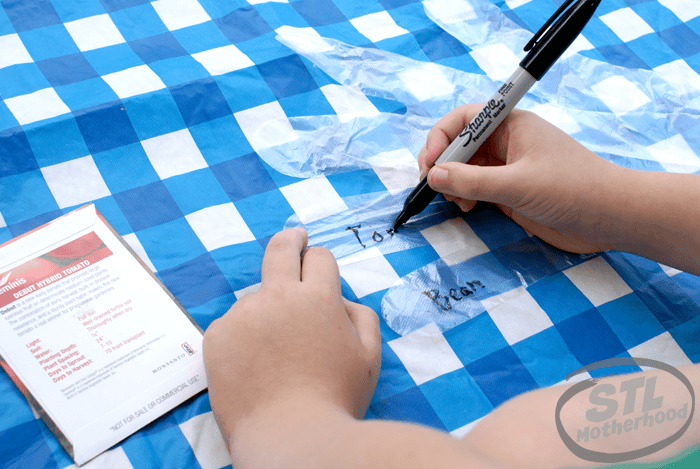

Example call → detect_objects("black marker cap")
520 0 602 80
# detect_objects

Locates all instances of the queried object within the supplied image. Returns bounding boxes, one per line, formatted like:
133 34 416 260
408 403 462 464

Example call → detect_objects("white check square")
192 45 254 76
41 156 111 209
122 233 157 273
234 101 298 152
423 0 477 24
600 8 654 42
64 14 126 52
320 84 379 123
234 282 261 300
563 256 633 307
505 0 532 9
647 134 700 174
591 76 651 117
337 246 400 298
421 218 490 266
4 88 71 125
399 62 454 101
0 34 33 69
367 148 419 195
350 11 409 42
179 412 232 469
152 0 212 31
185 203 256 251
141 129 208 180
659 0 700 22
279 175 348 224
481 287 553 345
102 65 166 100
470 43 520 81
654 59 700 90
388 323 463 385
628 332 693 369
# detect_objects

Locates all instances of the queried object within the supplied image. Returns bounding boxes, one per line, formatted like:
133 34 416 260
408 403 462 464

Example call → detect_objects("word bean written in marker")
346 224 395 248
422 281 485 311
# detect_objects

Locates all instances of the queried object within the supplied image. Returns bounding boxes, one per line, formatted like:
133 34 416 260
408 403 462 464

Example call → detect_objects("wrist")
227 392 353 466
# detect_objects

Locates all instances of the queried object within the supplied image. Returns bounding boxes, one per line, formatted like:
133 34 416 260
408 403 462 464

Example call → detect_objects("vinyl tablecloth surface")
2 0 700 467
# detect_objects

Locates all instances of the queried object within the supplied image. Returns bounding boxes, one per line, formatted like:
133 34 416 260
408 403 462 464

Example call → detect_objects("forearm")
224 395 499 469
462 364 700 468
597 168 700 275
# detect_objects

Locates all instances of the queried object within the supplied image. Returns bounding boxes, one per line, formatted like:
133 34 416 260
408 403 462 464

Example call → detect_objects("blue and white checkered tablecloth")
2 0 700 467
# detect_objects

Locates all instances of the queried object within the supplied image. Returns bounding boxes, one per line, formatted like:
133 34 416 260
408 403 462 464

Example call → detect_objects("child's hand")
203 228 381 451
418 104 627 254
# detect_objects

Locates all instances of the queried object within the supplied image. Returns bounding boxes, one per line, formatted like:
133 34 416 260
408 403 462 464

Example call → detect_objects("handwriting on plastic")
422 281 485 311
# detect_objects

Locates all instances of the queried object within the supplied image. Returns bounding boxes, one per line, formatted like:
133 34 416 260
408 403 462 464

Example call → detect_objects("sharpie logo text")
459 98 507 147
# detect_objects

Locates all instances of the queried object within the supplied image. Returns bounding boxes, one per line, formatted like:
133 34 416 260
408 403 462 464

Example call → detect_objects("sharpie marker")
393 0 602 230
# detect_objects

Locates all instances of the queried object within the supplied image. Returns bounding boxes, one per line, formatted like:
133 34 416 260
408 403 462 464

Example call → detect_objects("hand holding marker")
393 0 603 230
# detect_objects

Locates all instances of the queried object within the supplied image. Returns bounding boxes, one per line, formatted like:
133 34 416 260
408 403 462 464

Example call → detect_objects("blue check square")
8 210 63 237
0 63 50 99
413 25 469 61
210 241 264 292
122 415 199 469
658 23 700 58
597 293 665 350
0 420 58 469
512 327 583 388
113 181 184 232
36 53 99 87
371 345 416 402
92 142 160 194
419 368 493 432
150 56 210 88
234 190 294 240
129 32 189 64
157 252 234 309
19 24 80 61
444 312 509 365
123 88 186 140
171 21 230 54
326 169 387 198
110 3 168 41
170 77 232 127
55 77 120 112
100 0 151 13
290 0 346 26
257 54 318 100
556 309 627 367
210 153 277 202
0 101 18 131
0 170 59 226
190 115 254 165
527 272 595 324
369 386 447 431
215 6 273 43
74 101 140 154
466 346 539 408
24 116 90 166
384 245 441 278
1 0 61 32
379 0 421 9
597 43 650 70
637 277 700 330
164 168 231 216
0 128 38 178
135 217 208 272
466 205 529 251
84 43 144 75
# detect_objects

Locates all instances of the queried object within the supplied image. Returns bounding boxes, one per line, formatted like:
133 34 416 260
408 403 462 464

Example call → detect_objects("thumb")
343 299 381 359
427 162 522 208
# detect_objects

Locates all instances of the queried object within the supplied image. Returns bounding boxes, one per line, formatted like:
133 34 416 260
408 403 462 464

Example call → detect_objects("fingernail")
429 167 448 188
